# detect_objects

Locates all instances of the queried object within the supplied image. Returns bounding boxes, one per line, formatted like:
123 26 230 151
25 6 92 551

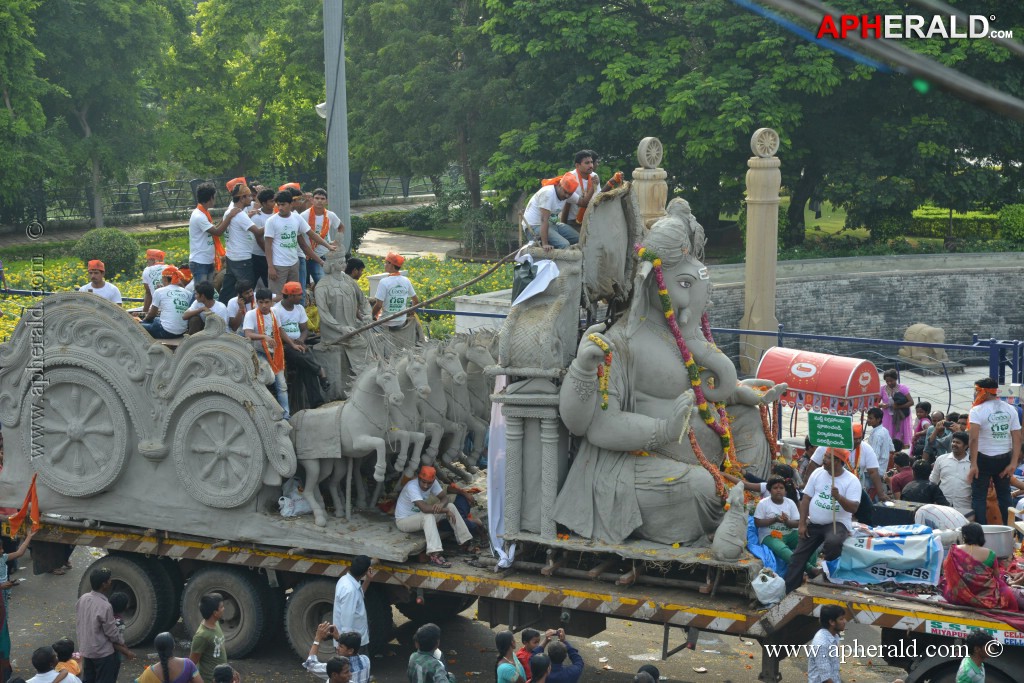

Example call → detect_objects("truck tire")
396 593 477 624
108 551 182 634
77 554 174 646
284 579 335 658
181 567 266 658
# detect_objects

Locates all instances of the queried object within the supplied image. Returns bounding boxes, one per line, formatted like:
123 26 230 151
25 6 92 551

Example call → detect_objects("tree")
158 0 327 179
0 0 59 213
345 0 519 207
30 0 175 228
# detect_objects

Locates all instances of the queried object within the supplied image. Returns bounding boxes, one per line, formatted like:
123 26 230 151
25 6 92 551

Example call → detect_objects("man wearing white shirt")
219 181 264 303
521 173 579 251
183 281 229 334
930 431 973 515
188 182 239 285
968 376 1021 524
273 281 328 408
332 555 372 651
140 249 166 315
264 191 333 299
28 646 83 683
301 188 344 285
142 267 191 339
226 280 255 334
866 407 895 469
248 188 275 288
372 253 419 329
784 448 862 594
78 260 122 304
805 423 889 503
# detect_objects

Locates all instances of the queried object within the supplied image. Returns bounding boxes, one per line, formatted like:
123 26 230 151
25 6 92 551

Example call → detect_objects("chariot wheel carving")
750 128 780 158
22 367 129 496
172 396 264 508
637 137 663 169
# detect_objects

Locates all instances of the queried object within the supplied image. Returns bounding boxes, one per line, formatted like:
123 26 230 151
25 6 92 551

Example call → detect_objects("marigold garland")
587 333 612 410
636 244 735 500
760 404 779 461
689 431 728 499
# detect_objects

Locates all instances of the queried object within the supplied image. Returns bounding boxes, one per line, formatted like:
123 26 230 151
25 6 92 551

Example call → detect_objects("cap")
852 423 864 438
146 249 166 261
87 260 105 272
278 182 302 192
827 448 851 465
559 172 579 194
385 252 405 268
226 176 247 194
282 281 303 295
419 466 436 482
162 266 185 285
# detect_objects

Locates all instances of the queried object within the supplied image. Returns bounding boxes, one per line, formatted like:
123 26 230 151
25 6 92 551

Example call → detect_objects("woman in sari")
135 633 202 683
941 523 1024 611
0 528 35 682
879 369 914 449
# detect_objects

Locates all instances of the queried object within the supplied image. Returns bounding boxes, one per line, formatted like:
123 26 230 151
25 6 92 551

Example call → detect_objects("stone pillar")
632 137 668 229
503 415 524 536
539 415 560 539
739 128 782 375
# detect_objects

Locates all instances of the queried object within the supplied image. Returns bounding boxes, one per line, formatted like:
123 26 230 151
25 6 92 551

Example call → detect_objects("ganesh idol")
552 198 787 546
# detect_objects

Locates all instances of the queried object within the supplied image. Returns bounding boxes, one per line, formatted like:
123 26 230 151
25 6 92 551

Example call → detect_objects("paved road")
6 547 906 683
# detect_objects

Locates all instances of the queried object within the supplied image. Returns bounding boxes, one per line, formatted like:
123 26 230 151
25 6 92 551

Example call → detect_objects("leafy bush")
997 204 1024 243
73 228 141 275
908 206 999 239
404 207 435 231
349 215 369 252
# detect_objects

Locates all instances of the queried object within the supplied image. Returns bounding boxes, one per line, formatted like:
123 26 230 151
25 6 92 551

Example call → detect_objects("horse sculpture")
442 334 495 476
290 359 404 523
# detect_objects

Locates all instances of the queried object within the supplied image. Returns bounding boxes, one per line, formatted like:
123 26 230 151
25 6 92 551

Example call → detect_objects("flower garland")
587 333 612 410
760 404 779 461
636 244 735 500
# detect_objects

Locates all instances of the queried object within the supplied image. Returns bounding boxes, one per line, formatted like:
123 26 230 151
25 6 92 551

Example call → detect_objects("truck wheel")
25 367 130 497
396 593 477 624
172 395 266 508
365 584 395 657
181 567 266 658
77 554 174 646
284 579 335 658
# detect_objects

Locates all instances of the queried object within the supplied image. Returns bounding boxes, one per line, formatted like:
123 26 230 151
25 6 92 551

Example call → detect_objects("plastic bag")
511 260 537 302
752 568 786 606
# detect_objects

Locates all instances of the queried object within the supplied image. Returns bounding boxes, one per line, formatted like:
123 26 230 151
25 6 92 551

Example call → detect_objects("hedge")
905 207 999 239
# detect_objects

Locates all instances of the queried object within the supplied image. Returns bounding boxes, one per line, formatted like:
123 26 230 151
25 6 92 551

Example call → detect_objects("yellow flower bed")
0 247 511 342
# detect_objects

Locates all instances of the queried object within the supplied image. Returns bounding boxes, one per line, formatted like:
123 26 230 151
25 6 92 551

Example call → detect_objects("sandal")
428 555 452 569
51 567 68 576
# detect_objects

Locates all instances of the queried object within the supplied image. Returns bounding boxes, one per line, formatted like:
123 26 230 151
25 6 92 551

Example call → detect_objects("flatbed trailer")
23 519 1024 682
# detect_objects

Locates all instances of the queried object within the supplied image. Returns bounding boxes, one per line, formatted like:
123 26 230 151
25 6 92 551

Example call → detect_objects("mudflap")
29 540 71 575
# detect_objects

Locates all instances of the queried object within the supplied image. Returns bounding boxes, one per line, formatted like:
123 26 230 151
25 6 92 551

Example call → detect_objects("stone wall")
708 257 1024 364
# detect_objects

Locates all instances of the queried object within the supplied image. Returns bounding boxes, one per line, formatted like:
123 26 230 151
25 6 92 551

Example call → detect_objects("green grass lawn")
376 224 463 241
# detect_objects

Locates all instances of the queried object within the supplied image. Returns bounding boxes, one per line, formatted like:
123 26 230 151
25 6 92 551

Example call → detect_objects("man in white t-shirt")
930 431 973 515
78 260 122 304
373 253 419 329
805 423 889 504
248 188 275 289
394 466 473 568
866 407 895 469
141 267 191 339
521 173 580 250
220 180 264 303
273 281 329 409
242 288 289 419
189 182 240 285
264 191 333 299
784 448 862 594
226 280 255 334
968 376 1021 524
140 249 166 315
301 188 344 286
183 280 229 334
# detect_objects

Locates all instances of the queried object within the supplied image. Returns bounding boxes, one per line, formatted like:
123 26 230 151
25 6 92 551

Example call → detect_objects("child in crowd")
243 288 289 419
108 592 130 663
755 476 817 573
52 638 81 677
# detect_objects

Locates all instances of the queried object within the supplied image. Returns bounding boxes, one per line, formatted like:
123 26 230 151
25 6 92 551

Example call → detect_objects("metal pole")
323 0 352 254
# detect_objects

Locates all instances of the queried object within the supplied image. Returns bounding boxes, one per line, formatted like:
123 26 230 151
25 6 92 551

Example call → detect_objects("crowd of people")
748 374 1024 617
73 178 422 418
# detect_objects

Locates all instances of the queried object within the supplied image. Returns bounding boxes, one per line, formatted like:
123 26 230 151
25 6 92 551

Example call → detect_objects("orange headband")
281 281 303 296
162 266 185 285
87 260 105 272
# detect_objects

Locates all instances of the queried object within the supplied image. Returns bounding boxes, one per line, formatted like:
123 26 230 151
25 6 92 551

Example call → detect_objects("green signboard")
807 412 854 449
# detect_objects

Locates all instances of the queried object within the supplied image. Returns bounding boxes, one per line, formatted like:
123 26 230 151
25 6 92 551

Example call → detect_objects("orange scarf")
846 442 861 474
309 207 331 239
197 204 227 271
256 309 285 374
967 388 999 429
575 171 591 224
